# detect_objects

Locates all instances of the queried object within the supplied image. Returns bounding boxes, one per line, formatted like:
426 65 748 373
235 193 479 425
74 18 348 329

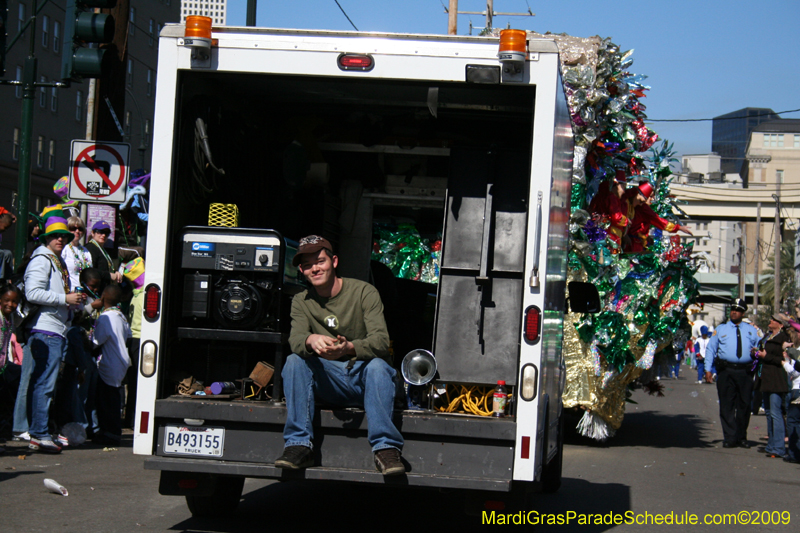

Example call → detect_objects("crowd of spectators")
0 204 144 454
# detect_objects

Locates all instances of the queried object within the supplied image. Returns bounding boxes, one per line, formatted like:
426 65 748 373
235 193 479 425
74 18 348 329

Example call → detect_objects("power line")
334 0 359 31
649 108 800 123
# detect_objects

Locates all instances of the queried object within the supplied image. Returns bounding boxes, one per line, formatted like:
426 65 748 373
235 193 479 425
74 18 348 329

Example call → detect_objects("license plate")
163 426 225 457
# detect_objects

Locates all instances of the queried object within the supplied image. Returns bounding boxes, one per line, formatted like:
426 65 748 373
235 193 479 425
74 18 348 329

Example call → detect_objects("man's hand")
678 225 693 236
704 371 714 383
306 334 354 360
756 349 767 359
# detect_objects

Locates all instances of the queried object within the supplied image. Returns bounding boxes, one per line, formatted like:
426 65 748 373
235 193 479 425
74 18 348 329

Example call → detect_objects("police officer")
705 298 760 448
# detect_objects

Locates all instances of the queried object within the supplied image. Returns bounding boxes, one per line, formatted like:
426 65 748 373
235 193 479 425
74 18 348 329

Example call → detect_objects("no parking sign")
69 141 131 204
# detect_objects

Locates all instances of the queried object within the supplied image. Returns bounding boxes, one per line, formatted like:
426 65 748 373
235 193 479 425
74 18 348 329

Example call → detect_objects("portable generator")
179 226 302 339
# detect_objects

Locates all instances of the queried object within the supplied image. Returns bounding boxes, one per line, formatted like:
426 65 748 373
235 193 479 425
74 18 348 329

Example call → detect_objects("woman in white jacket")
12 206 86 454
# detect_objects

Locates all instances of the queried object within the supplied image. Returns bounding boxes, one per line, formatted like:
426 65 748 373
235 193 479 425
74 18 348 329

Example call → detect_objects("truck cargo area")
148 67 538 483
158 70 535 394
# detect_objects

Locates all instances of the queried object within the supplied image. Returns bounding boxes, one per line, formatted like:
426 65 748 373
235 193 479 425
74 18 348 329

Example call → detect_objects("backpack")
12 254 57 344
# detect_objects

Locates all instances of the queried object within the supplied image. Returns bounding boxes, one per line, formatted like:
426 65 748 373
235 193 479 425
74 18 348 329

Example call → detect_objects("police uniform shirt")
706 320 760 364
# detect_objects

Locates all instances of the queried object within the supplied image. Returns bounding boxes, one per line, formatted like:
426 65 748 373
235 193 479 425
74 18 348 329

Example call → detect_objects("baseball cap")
731 298 747 312
292 235 333 266
700 326 709 336
92 220 111 232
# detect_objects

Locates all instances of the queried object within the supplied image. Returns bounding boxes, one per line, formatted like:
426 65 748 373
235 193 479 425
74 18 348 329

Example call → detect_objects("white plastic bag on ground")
61 423 87 446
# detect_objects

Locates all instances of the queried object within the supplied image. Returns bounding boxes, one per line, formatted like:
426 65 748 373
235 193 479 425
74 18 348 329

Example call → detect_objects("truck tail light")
144 283 161 322
337 53 374 71
141 341 158 378
523 306 541 344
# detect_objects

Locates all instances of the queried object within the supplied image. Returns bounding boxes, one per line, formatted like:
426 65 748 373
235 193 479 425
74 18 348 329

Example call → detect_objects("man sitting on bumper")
275 235 405 476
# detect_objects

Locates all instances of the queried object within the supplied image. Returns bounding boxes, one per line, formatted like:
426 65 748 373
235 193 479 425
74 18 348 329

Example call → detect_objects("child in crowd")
61 268 104 438
0 284 23 452
92 285 131 446
121 256 145 429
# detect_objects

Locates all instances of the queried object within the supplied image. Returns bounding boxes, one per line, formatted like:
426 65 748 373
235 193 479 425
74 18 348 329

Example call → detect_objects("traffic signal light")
61 0 116 81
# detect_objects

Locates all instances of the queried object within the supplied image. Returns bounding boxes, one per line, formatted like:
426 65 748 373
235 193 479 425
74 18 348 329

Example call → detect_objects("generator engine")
179 226 301 336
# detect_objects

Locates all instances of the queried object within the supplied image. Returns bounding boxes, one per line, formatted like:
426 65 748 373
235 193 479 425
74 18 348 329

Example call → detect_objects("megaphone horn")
401 349 437 386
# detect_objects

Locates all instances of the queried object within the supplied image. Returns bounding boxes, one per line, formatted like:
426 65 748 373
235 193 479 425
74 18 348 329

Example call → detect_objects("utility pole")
246 0 257 27
774 187 782 313
445 0 533 34
739 224 746 301
448 1 458 35
754 202 761 317
94 0 129 144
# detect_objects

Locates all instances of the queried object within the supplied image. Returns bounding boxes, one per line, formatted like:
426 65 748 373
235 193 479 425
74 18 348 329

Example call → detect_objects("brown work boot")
374 448 405 476
274 446 313 469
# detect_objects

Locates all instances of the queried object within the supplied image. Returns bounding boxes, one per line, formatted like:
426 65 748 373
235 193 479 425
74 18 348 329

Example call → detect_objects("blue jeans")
13 347 34 434
787 390 800 462
696 360 705 382
15 333 67 438
282 354 403 452
764 392 786 456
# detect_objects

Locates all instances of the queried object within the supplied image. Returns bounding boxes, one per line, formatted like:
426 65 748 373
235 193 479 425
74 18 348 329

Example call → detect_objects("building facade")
711 107 780 179
181 0 227 25
743 119 800 188
0 1 180 253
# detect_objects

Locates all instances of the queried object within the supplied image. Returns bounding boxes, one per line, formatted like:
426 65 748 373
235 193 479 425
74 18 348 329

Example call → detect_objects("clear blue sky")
227 0 800 161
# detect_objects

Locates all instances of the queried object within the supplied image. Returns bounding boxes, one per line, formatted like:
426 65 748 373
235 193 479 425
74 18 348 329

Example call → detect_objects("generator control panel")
183 231 282 273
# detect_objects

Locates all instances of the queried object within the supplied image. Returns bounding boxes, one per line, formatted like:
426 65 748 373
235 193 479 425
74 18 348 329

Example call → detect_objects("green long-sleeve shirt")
288 278 390 363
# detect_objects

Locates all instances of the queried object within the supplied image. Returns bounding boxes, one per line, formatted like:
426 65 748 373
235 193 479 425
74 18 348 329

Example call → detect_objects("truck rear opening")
138 25 575 513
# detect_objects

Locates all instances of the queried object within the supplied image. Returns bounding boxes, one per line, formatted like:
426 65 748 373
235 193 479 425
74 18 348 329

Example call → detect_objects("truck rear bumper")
145 455 512 492
146 397 520 491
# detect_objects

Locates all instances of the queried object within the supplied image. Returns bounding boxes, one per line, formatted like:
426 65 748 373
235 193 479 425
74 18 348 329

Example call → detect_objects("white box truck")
134 22 598 515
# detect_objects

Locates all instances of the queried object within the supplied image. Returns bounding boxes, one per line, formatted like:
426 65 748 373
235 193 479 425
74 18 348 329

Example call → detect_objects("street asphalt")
1 375 797 532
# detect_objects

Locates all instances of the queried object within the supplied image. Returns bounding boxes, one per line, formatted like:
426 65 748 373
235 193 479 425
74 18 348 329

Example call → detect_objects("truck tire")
539 410 564 493
185 476 245 517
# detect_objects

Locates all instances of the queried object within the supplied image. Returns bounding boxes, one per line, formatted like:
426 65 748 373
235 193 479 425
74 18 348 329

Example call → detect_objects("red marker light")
524 306 541 344
144 283 161 321
337 53 374 71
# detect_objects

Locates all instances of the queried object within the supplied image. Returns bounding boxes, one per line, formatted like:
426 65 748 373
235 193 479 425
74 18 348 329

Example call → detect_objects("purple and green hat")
122 257 146 289
39 205 73 239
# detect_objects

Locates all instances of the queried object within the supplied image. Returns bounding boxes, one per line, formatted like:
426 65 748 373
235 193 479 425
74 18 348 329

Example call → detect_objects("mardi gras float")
527 31 699 440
